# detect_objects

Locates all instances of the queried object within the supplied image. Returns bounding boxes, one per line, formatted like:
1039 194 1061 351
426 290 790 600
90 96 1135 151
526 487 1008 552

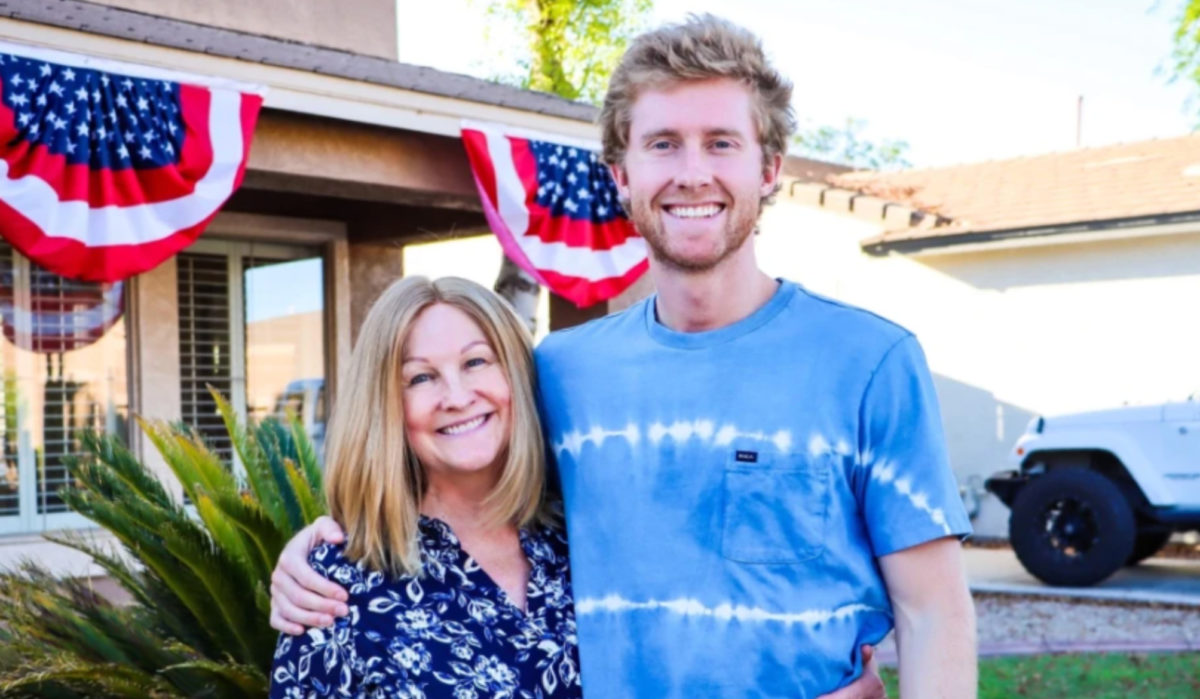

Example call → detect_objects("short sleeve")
856 335 972 557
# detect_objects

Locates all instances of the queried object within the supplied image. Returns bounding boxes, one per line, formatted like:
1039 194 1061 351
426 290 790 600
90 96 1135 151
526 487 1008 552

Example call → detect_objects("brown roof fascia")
861 209 1200 256
3 0 599 123
787 180 949 232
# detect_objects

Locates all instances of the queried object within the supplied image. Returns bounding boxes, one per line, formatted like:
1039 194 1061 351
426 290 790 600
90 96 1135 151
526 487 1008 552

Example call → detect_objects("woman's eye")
408 373 433 386
465 357 488 369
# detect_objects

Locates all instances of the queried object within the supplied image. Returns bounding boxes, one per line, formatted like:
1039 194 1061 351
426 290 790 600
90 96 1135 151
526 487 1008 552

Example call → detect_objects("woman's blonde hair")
600 14 796 200
323 276 549 577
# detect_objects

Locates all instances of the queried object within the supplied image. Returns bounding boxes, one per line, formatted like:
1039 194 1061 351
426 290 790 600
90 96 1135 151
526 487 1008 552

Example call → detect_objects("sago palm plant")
0 392 325 697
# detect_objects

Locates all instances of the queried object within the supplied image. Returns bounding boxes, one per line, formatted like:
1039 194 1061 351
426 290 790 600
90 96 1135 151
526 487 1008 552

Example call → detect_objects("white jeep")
985 399 1200 586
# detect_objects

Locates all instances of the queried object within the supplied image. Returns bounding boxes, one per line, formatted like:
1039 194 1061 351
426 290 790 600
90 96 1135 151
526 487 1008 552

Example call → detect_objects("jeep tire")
1126 530 1171 566
1009 468 1136 586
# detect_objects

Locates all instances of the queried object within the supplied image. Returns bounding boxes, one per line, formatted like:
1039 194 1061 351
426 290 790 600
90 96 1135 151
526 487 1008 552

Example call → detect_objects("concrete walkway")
963 547 1200 606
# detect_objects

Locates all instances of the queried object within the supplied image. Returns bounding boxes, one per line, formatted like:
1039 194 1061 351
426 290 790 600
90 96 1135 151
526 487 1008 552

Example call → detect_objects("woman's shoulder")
308 542 382 597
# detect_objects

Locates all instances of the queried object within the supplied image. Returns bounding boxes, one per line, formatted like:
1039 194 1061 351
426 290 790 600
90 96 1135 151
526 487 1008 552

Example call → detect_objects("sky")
396 0 1197 169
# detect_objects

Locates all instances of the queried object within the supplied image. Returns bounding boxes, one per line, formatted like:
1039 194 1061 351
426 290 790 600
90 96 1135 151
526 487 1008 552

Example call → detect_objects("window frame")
0 251 131 535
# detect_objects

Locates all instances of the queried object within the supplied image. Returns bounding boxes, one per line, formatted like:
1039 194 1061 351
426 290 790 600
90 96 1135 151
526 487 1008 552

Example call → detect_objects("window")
177 241 326 463
0 243 130 534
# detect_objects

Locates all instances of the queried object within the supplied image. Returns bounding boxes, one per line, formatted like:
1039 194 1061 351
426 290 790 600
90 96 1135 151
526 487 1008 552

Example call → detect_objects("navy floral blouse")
270 516 581 699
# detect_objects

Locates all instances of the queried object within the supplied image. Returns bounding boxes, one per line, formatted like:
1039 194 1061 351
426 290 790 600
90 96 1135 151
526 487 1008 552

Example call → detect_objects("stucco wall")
348 242 406 344
758 198 1200 536
87 0 397 59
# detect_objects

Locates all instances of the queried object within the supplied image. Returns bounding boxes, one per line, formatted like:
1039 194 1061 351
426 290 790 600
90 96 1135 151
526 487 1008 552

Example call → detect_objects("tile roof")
812 132 1200 254
2 0 598 123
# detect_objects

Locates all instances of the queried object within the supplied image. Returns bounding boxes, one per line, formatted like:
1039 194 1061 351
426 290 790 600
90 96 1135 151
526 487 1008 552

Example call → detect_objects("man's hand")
269 515 350 635
817 645 888 699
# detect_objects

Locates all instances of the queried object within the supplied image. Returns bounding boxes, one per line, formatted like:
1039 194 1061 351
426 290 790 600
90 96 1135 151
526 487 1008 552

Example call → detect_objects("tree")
0 393 324 697
484 0 652 103
792 118 912 171
1169 0 1200 122
484 0 651 328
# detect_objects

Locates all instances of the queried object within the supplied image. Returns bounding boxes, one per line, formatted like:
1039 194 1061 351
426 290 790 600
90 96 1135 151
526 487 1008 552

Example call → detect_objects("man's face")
611 78 782 273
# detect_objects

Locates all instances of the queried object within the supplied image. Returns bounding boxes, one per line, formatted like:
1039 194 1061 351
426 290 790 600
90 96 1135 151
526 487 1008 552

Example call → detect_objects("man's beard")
626 194 759 273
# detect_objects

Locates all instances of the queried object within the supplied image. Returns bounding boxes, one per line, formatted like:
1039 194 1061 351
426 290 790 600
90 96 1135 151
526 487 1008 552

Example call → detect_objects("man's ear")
760 152 783 198
610 162 630 201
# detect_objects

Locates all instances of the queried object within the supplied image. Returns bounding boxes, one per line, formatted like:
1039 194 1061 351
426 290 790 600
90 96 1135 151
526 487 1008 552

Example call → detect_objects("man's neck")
651 246 778 333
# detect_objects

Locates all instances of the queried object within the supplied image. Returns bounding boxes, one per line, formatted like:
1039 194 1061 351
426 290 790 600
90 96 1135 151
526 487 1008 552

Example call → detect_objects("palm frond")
288 408 324 492
0 391 327 697
212 390 292 531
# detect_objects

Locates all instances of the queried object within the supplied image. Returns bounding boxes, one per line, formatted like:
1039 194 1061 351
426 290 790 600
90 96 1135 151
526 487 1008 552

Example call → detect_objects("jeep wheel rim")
1040 497 1099 559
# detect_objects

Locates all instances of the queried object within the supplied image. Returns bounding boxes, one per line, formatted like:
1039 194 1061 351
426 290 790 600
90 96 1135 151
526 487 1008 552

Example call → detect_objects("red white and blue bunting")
461 121 648 308
0 40 264 282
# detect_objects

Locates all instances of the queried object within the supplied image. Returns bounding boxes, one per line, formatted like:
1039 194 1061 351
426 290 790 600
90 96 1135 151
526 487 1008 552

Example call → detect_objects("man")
271 15 976 697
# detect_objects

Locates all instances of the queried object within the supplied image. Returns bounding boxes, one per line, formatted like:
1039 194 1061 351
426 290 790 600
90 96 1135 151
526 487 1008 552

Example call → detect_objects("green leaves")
0 388 327 697
484 0 651 103
792 118 912 171
1169 0 1200 124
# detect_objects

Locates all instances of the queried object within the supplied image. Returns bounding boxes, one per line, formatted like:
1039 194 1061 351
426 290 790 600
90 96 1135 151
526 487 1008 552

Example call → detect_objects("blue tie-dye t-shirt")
534 280 972 698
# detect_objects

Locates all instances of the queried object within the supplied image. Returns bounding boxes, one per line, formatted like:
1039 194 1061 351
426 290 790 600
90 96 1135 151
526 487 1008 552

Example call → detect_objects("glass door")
178 241 326 465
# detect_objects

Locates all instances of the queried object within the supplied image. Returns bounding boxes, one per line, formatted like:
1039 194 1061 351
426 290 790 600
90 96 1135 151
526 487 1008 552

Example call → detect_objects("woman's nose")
439 372 475 410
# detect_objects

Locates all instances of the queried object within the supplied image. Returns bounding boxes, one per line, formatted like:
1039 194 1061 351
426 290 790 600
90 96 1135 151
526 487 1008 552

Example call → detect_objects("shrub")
0 392 323 697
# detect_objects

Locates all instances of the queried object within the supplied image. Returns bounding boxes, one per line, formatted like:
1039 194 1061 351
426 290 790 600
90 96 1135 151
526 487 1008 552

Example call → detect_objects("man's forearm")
894 591 977 698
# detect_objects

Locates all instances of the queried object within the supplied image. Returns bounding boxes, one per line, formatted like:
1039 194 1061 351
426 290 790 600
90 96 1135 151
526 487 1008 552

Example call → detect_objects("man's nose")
673 145 714 189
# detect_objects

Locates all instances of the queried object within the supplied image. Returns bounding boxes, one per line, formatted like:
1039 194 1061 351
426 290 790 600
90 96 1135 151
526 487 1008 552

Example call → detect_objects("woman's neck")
420 473 507 536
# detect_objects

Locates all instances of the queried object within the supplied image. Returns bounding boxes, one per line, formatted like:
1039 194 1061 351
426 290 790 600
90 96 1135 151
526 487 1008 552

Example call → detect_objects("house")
5 1 1195 572
750 133 1200 535
0 0 605 573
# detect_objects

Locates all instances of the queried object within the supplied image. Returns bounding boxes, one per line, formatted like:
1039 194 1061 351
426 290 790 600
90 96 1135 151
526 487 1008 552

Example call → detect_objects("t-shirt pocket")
720 449 831 564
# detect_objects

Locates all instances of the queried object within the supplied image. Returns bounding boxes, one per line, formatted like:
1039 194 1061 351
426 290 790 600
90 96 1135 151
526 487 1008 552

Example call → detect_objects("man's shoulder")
535 296 649 360
787 282 914 351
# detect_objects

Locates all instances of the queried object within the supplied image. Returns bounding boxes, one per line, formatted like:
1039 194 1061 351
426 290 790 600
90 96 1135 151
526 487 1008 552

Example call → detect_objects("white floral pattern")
270 517 581 699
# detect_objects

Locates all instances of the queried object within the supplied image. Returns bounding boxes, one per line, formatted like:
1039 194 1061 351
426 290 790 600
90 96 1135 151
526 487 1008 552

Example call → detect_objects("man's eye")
712 139 734 149
650 141 673 150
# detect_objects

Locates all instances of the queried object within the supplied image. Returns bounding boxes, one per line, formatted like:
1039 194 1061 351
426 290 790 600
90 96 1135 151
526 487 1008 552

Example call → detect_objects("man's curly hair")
600 14 796 184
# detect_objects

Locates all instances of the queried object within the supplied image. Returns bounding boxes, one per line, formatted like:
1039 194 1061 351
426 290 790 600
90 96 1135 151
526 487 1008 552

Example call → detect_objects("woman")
270 276 580 698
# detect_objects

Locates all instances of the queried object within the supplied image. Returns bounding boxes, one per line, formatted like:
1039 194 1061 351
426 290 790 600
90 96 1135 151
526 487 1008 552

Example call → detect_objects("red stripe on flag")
0 84 215 206
461 129 499 208
510 136 540 211
234 90 263 189
526 203 641 250
0 193 218 281
538 259 650 308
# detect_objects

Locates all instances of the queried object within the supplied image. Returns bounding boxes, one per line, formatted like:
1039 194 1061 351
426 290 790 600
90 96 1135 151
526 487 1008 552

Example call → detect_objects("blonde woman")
269 276 580 698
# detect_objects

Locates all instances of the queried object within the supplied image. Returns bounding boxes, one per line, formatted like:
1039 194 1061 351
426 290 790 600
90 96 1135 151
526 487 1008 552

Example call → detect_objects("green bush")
0 392 324 697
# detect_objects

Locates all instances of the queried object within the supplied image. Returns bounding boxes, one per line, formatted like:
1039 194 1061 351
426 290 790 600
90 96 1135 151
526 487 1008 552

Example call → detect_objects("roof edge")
3 0 598 123
786 180 950 230
861 210 1200 256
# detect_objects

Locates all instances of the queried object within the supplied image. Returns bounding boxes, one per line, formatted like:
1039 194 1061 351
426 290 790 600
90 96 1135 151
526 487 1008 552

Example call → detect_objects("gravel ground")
972 593 1200 644
875 592 1200 661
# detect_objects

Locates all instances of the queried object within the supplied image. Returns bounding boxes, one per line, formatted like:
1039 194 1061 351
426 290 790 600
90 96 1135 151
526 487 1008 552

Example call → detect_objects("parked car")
271 378 326 462
985 399 1200 586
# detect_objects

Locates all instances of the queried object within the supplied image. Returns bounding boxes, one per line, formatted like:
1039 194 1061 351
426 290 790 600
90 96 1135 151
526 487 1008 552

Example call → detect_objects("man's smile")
663 203 726 219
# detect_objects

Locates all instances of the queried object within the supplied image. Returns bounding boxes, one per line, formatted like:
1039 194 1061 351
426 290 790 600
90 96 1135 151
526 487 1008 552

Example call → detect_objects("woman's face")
400 303 513 483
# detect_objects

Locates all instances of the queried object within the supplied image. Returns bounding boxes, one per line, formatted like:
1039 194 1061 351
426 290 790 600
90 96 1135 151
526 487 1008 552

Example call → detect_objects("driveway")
964 547 1200 606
